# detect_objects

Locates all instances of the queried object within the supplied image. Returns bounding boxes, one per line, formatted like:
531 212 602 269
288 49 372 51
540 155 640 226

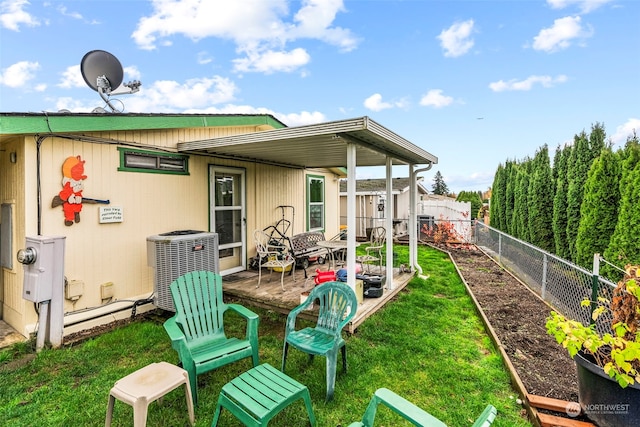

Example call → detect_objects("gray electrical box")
18 236 66 303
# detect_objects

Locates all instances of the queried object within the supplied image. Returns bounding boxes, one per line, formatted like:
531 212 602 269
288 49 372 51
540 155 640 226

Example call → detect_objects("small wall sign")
99 206 123 224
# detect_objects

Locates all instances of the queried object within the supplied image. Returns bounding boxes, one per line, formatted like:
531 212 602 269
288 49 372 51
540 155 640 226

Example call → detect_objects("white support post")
409 164 417 275
385 158 394 289
347 143 357 293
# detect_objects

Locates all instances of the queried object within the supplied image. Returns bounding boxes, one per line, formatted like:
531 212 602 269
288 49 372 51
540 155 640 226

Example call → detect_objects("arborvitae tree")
505 162 518 235
564 123 608 261
603 135 640 276
589 122 607 160
553 144 571 258
456 191 483 220
512 165 530 241
527 145 555 252
575 146 621 269
431 171 449 195
489 163 506 230
566 131 592 261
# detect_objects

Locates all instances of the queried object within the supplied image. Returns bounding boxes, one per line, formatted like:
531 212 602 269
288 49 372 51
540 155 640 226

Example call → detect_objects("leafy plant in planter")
546 264 640 388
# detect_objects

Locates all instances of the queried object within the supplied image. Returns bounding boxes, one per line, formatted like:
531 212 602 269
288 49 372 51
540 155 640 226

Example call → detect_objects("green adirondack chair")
281 281 358 401
348 388 497 427
163 271 259 405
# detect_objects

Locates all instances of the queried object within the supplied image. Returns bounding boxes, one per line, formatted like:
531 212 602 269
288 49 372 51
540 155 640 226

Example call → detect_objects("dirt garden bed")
445 244 579 403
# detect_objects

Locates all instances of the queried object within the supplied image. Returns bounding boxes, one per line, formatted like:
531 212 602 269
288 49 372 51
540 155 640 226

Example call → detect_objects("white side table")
105 361 195 427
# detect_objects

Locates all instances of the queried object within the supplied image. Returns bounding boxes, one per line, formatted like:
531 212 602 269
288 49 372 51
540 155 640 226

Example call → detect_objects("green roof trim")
0 113 287 135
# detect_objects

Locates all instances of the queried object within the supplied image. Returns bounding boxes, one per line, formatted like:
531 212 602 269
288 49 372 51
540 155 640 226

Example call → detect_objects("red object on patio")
314 269 336 285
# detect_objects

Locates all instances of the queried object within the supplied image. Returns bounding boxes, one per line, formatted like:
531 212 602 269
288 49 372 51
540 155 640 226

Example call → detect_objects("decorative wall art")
51 155 109 226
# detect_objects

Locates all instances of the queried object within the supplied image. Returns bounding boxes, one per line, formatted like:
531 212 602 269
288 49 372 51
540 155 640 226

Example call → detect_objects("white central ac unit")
147 230 219 312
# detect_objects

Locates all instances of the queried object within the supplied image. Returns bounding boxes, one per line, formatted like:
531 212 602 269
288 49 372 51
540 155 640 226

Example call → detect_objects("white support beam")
385 158 394 289
347 143 357 292
409 164 417 275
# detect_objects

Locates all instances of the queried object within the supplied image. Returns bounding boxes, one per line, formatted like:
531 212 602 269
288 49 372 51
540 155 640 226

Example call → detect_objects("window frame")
117 147 189 175
306 174 325 232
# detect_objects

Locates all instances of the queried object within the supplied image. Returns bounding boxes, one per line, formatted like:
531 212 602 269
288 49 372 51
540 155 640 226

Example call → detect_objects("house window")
118 148 189 175
307 175 324 231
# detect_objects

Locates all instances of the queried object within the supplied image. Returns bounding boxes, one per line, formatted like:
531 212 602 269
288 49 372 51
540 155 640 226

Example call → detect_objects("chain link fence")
474 221 616 335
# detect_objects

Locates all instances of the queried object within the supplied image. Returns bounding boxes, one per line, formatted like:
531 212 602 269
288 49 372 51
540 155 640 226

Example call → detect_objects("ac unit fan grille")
148 232 219 312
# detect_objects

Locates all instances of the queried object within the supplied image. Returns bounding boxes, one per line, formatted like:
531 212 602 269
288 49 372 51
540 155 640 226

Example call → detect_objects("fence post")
498 233 502 264
590 253 600 325
541 254 548 300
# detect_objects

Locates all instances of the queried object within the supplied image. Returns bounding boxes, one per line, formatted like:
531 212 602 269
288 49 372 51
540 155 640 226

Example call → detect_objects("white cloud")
0 60 40 87
56 75 240 113
57 65 85 89
289 0 359 52
419 89 454 108
123 66 141 81
233 47 310 74
276 110 326 126
127 76 238 112
532 16 592 52
0 0 40 31
131 0 358 74
546 0 613 14
56 5 82 20
611 118 640 145
53 72 295 114
363 93 404 112
437 19 475 58
197 51 213 65
489 75 568 92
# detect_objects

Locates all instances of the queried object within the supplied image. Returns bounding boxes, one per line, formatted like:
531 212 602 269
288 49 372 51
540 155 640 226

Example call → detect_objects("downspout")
410 163 433 277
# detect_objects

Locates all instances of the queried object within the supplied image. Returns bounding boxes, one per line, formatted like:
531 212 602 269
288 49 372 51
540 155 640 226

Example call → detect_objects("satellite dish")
80 50 123 93
79 50 141 113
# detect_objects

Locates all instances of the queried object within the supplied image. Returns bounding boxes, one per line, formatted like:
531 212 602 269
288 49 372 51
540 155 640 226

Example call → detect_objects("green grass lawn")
0 245 532 426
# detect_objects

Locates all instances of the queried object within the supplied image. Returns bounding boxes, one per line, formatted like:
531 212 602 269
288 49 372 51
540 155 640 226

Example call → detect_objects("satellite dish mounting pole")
96 75 120 113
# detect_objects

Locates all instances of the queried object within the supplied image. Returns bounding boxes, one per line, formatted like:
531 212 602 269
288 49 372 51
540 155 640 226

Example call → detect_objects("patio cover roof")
177 116 438 169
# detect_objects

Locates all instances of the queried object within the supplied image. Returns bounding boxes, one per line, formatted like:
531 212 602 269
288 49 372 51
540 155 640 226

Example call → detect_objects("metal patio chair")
254 229 296 289
356 226 385 273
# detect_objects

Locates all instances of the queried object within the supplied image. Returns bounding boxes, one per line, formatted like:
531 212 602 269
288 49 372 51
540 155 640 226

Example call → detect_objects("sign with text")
99 206 123 224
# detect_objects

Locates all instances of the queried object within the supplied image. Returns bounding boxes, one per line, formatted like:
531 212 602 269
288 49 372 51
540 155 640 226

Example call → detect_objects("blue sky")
1 0 638 194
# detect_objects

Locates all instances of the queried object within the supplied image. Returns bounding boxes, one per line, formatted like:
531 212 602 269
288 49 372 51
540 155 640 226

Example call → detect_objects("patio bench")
290 231 327 271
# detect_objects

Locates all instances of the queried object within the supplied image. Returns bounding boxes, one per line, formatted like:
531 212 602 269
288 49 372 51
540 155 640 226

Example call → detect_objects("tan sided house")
0 113 437 342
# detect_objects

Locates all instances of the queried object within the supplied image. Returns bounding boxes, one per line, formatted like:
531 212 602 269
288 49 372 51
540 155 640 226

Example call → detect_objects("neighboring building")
417 194 472 242
0 113 437 339
339 177 430 238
